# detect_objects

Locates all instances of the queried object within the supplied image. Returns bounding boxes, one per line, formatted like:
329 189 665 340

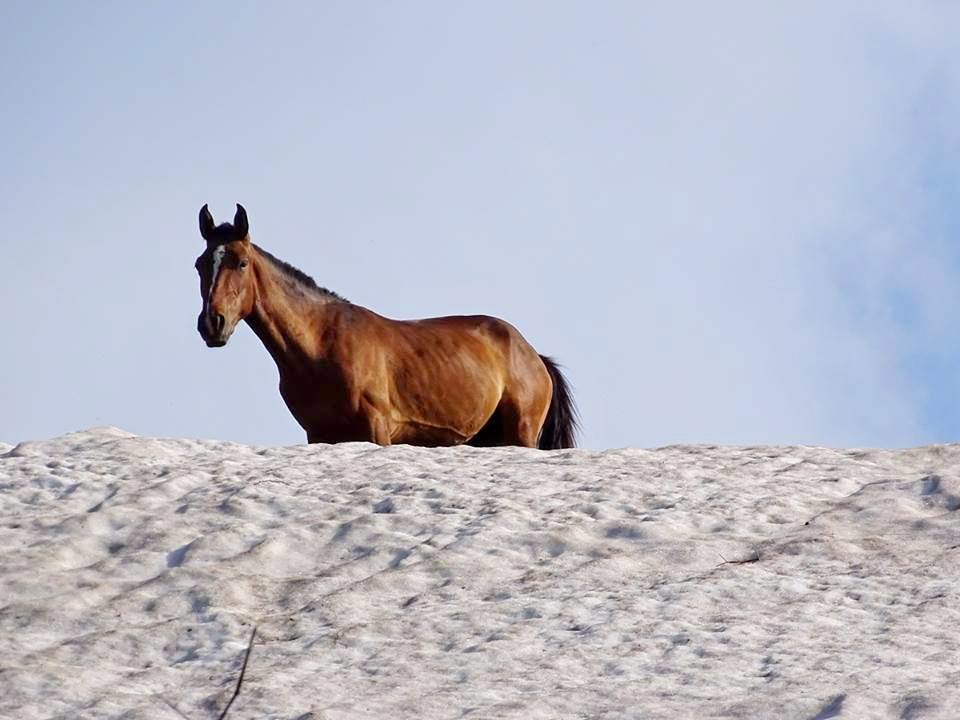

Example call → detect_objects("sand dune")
2 427 959 719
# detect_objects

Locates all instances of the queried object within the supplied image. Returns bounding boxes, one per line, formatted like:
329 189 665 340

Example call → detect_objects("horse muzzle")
197 312 231 347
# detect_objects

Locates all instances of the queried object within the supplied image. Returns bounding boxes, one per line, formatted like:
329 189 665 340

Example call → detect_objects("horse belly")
390 422 471 447
391 362 503 444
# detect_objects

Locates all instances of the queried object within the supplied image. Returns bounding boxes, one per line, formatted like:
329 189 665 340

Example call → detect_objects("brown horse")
194 204 579 448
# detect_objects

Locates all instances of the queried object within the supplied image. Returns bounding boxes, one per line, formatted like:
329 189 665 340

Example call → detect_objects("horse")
194 203 579 448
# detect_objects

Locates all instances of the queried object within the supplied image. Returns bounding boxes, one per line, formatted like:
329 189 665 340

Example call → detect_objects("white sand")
1 428 959 719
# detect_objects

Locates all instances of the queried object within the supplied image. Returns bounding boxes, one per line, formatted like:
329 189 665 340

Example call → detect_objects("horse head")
195 203 256 347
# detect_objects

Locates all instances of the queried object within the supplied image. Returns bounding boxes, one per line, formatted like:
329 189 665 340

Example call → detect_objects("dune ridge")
1 428 959 719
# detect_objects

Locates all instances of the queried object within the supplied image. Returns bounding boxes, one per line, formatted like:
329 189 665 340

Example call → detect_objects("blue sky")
3 2 960 450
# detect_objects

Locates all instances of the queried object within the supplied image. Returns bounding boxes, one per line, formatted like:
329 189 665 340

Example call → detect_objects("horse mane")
254 243 349 303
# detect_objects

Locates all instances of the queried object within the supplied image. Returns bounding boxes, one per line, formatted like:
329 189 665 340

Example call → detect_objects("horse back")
370 311 542 437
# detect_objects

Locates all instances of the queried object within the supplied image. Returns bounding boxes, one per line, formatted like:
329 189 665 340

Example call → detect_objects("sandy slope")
1 428 959 719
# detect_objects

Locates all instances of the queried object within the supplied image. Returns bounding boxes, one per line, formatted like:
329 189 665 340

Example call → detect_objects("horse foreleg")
359 395 393 446
367 414 392 446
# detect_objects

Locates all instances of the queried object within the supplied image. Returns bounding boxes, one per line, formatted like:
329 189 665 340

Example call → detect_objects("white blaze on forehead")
206 245 226 333
209 245 226 299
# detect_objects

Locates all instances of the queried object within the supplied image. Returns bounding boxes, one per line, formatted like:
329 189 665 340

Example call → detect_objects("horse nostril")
214 314 226 334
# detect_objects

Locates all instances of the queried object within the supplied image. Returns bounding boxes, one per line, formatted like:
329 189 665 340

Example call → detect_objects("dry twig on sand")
217 625 257 720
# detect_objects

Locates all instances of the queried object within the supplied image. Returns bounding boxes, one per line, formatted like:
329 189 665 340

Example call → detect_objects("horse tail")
538 355 580 449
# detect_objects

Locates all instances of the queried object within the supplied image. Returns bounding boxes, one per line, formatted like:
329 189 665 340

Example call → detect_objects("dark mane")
254 243 348 303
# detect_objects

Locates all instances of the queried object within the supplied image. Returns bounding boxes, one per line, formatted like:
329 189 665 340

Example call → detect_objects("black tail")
538 355 580 449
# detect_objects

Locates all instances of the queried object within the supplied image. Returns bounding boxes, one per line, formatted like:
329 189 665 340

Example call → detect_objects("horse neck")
244 247 336 374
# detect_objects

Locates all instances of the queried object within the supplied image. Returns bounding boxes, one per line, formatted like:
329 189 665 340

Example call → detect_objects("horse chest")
278 374 356 428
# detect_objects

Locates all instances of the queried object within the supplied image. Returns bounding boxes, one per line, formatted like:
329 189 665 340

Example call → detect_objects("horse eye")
239 260 248 269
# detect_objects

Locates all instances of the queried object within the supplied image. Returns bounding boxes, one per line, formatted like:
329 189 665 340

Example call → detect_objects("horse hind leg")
466 397 541 448
466 407 504 447
494 361 553 448
497 399 543 448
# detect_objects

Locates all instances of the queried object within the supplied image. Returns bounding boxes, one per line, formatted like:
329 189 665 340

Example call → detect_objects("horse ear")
234 204 249 239
199 204 215 241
